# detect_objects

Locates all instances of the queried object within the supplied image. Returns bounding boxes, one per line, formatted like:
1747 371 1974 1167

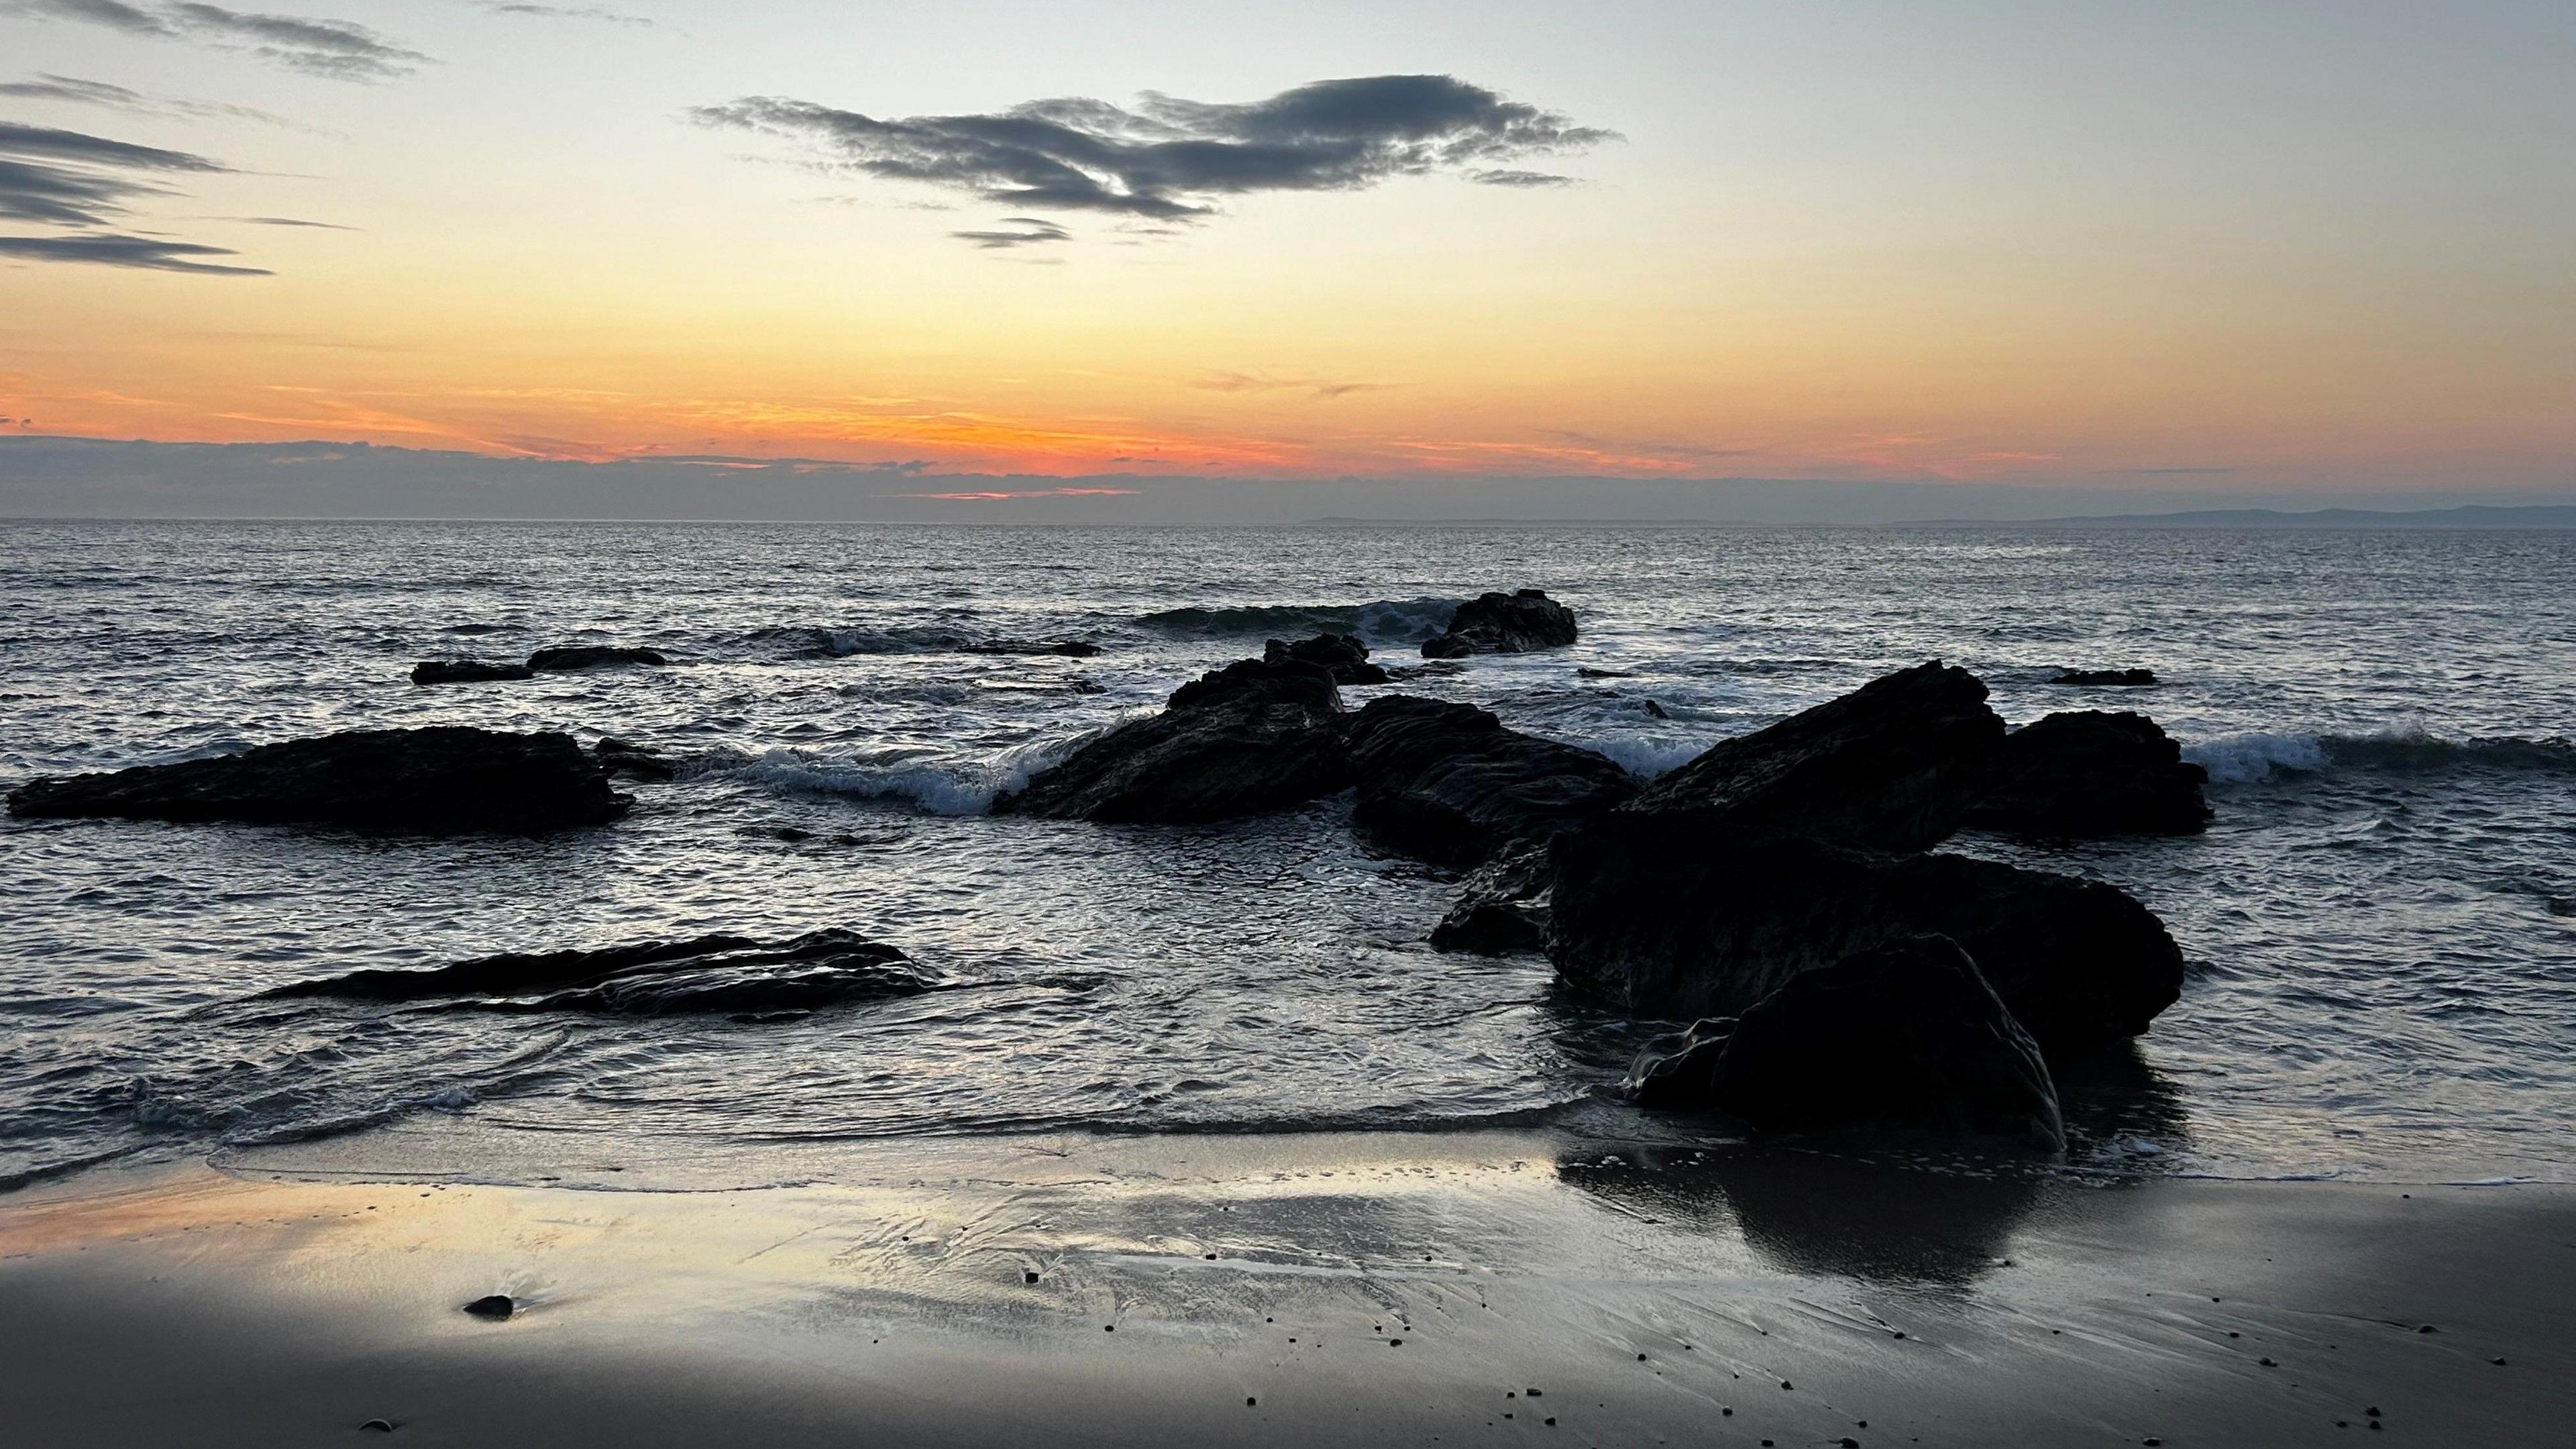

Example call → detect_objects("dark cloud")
0 122 226 225
223 213 354 227
481 2 651 25
692 74 1613 239
9 0 431 82
0 231 270 273
0 119 227 172
948 216 1069 249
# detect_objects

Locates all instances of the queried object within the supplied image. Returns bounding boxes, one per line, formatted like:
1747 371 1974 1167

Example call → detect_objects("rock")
410 659 533 685
1548 817 2184 1051
525 645 667 671
961 640 1102 657
1345 696 1636 867
1629 661 2004 852
1964 711 2210 837
6 727 631 833
462 1295 515 1320
2053 667 2158 686
1265 632 1391 685
592 737 676 783
1419 590 1578 658
258 928 936 1015
1628 935 2066 1148
996 658 1348 823
1428 841 1554 955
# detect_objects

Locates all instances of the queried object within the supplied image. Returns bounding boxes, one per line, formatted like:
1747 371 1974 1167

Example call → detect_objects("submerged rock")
1964 710 2210 838
1428 840 1554 955
1629 660 2004 852
6 727 630 833
525 645 667 671
996 657 1348 823
1548 816 2183 1052
410 659 533 685
592 737 676 783
260 927 934 1015
1628 934 2065 1148
1345 695 1635 867
2053 667 2159 686
1265 632 1391 685
961 640 1103 657
1420 590 1578 658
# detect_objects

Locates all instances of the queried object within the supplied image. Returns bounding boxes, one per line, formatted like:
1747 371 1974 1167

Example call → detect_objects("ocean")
2 519 2570 1191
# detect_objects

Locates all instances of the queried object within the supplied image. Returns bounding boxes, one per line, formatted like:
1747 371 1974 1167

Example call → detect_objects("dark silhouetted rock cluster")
411 659 533 685
527 645 667 672
7 727 631 833
1428 841 1554 955
1421 590 1577 658
963 640 1102 657
260 928 934 1016
2053 667 2158 686
1345 696 1634 867
1965 710 2210 838
593 737 676 782
1628 935 2065 1148
1265 632 1390 685
996 657 1349 823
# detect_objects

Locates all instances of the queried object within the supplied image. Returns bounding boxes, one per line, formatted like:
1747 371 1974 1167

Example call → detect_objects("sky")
1 1 2571 517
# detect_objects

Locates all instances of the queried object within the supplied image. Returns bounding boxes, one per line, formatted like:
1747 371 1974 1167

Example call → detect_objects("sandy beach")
4 1132 2569 1447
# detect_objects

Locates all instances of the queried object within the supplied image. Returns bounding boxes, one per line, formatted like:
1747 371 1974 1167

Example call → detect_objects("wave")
2187 727 2575 784
730 727 1116 815
1133 596 1461 645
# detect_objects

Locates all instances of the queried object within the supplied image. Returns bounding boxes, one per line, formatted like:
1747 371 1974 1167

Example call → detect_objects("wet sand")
2 1130 2569 1447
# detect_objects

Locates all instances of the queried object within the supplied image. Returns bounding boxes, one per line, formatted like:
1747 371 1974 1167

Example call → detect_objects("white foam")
2184 731 2326 783
734 724 1118 816
1566 733 1710 778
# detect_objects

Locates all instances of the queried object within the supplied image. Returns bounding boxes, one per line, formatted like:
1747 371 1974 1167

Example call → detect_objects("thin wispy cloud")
0 231 269 273
0 72 301 126
7 0 433 82
0 121 227 225
480 2 650 26
1190 370 1385 399
221 213 354 228
899 486 1140 500
1465 168 1579 188
692 74 1614 246
949 216 1069 250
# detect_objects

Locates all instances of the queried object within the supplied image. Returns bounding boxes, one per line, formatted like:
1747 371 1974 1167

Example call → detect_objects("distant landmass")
1909 504 2576 529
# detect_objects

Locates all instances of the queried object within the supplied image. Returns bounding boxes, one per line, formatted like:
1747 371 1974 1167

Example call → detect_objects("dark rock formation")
462 1295 516 1320
1265 632 1391 685
1629 660 2004 852
259 928 934 1015
526 645 667 672
1627 935 2065 1148
1420 590 1577 658
411 659 533 685
1345 695 1636 867
962 640 1103 657
996 658 1348 823
593 737 676 783
1964 711 2210 838
2053 667 2158 686
1428 841 1554 955
1548 817 2183 1052
7 727 631 833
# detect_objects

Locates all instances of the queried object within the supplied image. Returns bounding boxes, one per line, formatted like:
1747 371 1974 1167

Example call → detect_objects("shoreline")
5 1129 2571 1446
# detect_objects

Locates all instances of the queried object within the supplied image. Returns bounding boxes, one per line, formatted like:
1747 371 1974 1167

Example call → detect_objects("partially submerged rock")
1265 632 1390 685
260 928 934 1015
411 659 533 685
1428 841 1554 955
593 737 676 783
996 658 1348 823
526 645 667 672
2053 667 2158 686
1629 660 2004 852
962 640 1102 657
1420 590 1577 659
1548 816 2183 1052
1628 934 2065 1149
6 727 631 833
1964 711 2210 838
1345 695 1635 867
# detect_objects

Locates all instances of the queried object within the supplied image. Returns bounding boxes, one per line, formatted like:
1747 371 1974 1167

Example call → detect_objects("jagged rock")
996 658 1347 823
526 645 667 671
962 640 1103 657
2053 667 2158 686
259 928 934 1015
1964 711 2210 838
1420 590 1578 658
462 1295 516 1320
1428 841 1553 955
1629 660 2004 852
1265 632 1391 685
1627 935 2065 1148
6 727 631 833
593 737 676 783
1548 817 2183 1052
1345 695 1635 867
411 659 533 685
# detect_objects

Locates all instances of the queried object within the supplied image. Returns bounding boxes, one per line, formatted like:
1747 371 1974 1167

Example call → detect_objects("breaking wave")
2188 728 2574 784
729 726 1121 815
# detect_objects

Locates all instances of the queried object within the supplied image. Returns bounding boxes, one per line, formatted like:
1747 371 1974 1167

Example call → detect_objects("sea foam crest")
2186 726 2575 784
735 724 1125 816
